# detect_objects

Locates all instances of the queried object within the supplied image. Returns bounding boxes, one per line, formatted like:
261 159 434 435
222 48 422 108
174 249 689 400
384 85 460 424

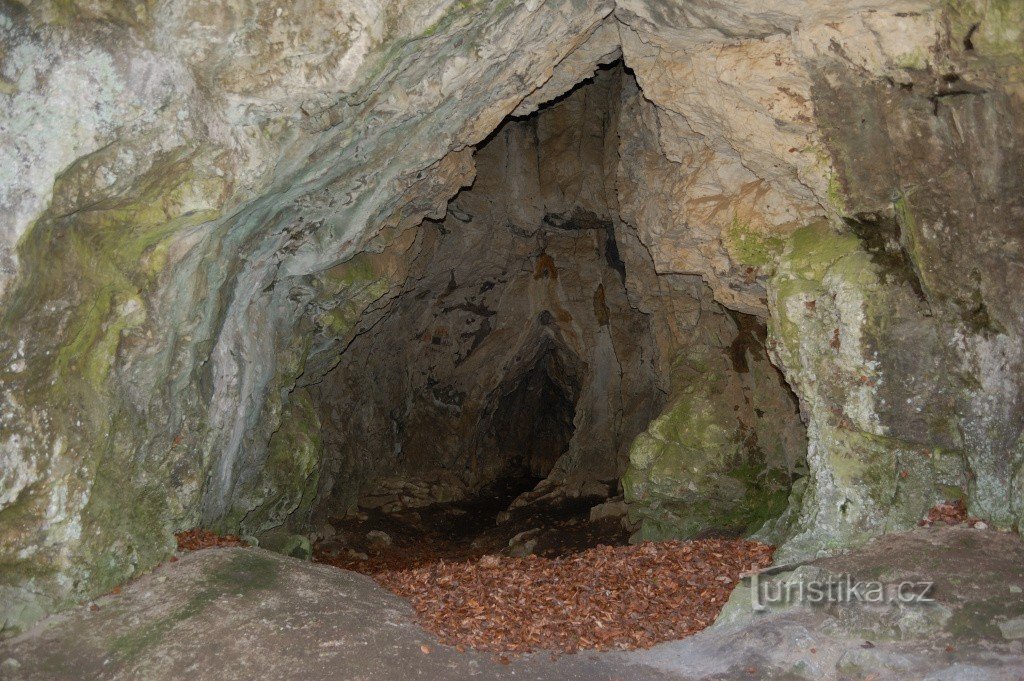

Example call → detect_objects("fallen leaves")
918 500 973 527
371 539 773 655
175 528 248 551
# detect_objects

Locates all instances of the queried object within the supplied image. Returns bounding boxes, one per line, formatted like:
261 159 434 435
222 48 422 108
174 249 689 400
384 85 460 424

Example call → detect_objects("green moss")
894 50 928 70
783 222 862 282
945 0 1024 62
77 408 181 596
230 389 323 536
0 483 59 585
945 596 1024 641
892 192 940 300
315 255 391 337
725 216 785 268
11 146 226 397
0 145 229 632
109 588 216 660
48 0 156 28
825 429 904 508
826 173 846 214
767 219 971 553
624 357 795 541
320 253 379 287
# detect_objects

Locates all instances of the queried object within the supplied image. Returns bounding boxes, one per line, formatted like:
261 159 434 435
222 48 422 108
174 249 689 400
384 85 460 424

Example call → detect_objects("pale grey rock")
999 618 1024 641
365 530 393 550
590 499 628 522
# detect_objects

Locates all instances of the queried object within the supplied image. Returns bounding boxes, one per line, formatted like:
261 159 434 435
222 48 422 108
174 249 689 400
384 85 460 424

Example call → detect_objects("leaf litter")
363 539 774 655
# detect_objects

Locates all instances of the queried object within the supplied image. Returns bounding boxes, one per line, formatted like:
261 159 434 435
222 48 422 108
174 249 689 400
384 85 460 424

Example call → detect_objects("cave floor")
3 527 1024 680
314 478 630 573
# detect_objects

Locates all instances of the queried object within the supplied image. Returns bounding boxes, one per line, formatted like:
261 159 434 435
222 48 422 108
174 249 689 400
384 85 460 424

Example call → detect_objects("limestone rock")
508 529 540 558
622 314 805 542
256 529 312 561
589 498 628 523
0 0 619 633
365 530 393 550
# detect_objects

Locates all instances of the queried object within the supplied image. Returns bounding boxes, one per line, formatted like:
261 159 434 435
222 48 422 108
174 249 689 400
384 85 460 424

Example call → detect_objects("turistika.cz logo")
747 570 935 611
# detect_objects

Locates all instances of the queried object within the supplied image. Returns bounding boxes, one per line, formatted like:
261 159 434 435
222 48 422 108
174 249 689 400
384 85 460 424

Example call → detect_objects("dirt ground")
314 477 630 573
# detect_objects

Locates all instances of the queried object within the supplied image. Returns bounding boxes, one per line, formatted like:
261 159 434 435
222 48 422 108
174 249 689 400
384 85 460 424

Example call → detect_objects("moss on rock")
0 145 229 634
768 222 971 562
623 343 799 542
945 0 1024 63
725 216 785 269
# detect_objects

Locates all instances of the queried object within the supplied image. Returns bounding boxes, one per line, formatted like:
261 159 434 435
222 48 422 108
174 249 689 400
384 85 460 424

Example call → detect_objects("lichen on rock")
766 222 976 561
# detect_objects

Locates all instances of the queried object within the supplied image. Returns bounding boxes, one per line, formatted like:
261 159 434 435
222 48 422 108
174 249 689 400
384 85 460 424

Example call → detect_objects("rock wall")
1 0 1022 636
312 65 806 533
614 0 1024 562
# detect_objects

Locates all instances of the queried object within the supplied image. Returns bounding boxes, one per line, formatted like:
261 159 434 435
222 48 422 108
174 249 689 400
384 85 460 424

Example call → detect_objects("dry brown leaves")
372 539 773 654
175 528 248 551
918 500 975 527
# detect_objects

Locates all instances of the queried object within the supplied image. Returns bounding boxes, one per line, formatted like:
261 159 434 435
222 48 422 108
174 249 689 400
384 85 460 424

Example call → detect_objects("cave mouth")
306 62 806 566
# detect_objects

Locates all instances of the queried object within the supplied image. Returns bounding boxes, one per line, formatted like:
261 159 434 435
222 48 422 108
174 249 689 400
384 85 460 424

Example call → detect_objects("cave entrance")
307 62 806 569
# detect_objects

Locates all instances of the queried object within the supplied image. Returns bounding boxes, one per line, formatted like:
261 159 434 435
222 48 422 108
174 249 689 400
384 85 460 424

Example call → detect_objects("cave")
304 65 807 559
2 1 1024 678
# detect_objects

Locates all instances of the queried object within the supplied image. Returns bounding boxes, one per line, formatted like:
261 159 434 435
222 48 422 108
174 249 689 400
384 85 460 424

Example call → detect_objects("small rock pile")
373 538 773 654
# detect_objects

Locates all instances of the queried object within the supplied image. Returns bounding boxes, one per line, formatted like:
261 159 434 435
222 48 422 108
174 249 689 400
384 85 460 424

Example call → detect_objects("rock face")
1 0 1022 636
0 546 684 680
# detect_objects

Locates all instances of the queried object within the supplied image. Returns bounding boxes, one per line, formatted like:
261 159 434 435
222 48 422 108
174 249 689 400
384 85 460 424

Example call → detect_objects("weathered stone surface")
254 528 312 561
312 66 668 514
589 498 628 522
766 223 970 559
1 0 620 633
0 547 683 680
763 0 1024 558
615 0 1023 560
650 527 1024 679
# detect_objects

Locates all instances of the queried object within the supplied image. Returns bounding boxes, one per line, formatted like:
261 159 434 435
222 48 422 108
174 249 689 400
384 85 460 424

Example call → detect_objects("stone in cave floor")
4 526 1024 680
